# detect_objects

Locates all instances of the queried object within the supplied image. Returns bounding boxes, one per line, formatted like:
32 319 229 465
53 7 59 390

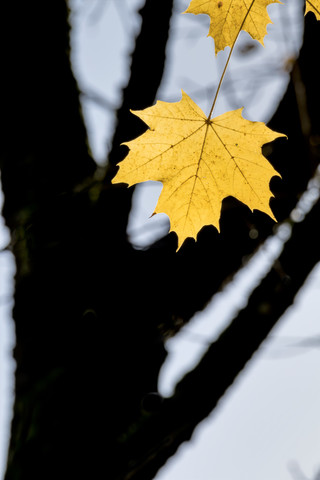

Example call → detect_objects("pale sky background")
1 0 320 479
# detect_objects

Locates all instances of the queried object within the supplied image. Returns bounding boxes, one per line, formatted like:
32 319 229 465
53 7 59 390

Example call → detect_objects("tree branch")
115 193 320 480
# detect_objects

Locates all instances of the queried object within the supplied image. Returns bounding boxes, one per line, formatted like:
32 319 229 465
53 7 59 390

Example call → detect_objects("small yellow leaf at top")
112 92 286 250
305 0 320 20
184 0 282 55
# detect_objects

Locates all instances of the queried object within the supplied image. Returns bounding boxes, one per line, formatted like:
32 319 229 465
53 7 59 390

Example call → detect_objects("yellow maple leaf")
305 0 320 19
112 92 285 250
184 0 281 55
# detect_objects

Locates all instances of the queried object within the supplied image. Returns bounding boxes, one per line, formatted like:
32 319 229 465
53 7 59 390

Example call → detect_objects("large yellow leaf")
112 92 285 250
306 0 320 19
184 0 281 54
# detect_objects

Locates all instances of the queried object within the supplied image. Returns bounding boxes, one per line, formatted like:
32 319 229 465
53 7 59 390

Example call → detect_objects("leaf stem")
207 38 239 120
207 0 256 120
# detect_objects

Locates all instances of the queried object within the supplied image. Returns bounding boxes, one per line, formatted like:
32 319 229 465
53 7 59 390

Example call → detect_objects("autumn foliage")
113 92 284 249
2 2 320 480
112 0 320 249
